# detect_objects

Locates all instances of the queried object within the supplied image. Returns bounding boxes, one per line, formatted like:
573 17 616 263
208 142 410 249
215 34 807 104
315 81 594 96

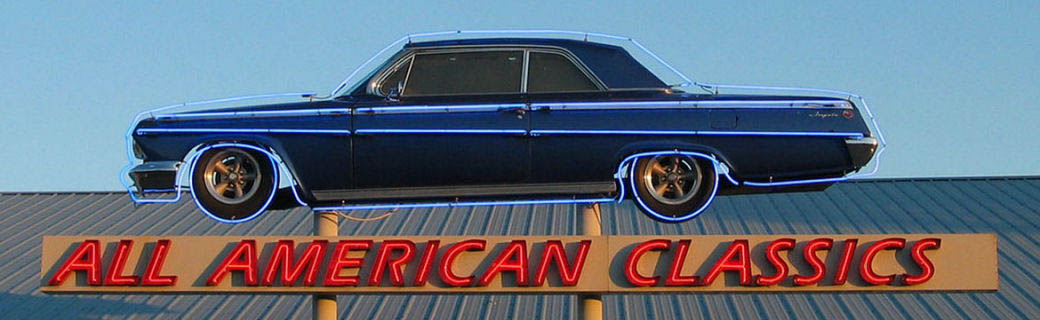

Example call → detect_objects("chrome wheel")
201 149 262 205
641 155 702 205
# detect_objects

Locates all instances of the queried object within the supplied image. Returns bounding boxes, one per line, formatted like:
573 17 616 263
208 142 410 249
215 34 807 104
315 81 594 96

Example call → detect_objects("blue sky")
1 1 1037 191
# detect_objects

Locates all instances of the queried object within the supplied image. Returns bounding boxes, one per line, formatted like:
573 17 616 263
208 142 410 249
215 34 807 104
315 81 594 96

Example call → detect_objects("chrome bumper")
845 137 879 168
128 161 182 192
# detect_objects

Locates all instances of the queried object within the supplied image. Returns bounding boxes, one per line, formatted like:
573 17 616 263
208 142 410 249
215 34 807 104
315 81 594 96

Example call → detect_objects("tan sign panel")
41 234 997 294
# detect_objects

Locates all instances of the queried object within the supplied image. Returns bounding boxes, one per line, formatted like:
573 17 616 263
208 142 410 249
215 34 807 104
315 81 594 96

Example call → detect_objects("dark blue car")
123 31 884 223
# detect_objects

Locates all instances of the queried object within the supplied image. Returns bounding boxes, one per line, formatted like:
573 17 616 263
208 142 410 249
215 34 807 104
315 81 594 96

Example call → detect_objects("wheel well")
184 141 285 224
614 148 730 201
617 150 723 222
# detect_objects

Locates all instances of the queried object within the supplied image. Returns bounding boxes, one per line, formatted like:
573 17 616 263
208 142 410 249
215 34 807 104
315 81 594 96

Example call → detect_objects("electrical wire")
325 208 401 222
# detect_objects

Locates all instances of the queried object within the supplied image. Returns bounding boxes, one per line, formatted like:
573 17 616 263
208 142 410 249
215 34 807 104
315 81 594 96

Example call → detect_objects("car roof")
404 38 668 89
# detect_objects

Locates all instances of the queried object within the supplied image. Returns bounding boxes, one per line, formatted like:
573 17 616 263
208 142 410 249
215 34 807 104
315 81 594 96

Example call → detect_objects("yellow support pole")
580 203 603 320
313 211 338 320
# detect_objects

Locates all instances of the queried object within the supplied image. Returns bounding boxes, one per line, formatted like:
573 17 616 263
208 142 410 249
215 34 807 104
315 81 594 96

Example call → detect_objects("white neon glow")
135 128 352 135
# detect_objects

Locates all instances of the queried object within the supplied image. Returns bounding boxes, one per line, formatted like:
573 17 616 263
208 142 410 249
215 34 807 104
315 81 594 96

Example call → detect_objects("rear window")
404 51 523 96
527 52 598 93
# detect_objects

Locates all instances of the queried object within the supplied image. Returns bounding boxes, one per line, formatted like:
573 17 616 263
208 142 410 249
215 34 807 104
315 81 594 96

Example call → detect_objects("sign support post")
580 203 603 320
313 211 338 320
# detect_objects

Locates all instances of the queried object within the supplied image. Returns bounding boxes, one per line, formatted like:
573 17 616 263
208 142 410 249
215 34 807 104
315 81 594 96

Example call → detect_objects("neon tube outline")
533 99 852 111
122 92 314 202
530 130 864 138
354 129 527 135
694 83 887 180
121 30 887 219
135 128 352 135
613 150 723 222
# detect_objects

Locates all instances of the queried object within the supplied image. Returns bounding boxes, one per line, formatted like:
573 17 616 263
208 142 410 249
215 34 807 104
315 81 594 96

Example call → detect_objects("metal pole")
579 203 603 320
313 211 338 320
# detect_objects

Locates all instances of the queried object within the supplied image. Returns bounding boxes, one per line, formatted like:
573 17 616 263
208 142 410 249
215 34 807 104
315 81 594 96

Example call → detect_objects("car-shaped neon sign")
122 30 885 223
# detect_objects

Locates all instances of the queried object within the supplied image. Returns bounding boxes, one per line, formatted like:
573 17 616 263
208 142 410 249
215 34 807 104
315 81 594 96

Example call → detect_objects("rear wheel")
190 147 276 223
631 155 717 222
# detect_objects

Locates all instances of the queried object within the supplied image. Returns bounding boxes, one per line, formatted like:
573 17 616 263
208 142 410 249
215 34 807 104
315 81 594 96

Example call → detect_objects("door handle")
498 106 526 119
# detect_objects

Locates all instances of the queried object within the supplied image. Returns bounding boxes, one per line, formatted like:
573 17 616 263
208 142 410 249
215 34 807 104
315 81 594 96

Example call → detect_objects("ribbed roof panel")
1 177 1036 319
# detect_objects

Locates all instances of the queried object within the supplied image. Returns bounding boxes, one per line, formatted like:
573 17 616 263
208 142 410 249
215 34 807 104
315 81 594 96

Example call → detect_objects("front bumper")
845 137 879 168
128 161 182 192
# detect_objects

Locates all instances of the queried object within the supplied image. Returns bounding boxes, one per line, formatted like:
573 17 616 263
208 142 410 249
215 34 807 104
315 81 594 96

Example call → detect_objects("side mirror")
386 81 404 101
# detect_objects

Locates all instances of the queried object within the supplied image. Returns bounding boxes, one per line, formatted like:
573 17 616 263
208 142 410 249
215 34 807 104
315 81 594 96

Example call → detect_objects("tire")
190 146 276 222
631 154 717 222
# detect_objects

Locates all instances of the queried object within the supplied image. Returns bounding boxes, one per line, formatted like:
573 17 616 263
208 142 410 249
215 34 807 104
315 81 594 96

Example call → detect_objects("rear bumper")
845 137 879 168
128 161 182 192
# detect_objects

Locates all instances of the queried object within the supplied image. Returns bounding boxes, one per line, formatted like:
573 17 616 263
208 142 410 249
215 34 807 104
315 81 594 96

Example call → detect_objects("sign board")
41 234 997 293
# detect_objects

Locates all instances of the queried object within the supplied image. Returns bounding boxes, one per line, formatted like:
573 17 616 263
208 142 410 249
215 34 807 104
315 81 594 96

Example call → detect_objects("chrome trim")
530 129 864 138
693 83 887 177
521 50 530 92
533 100 852 111
152 108 352 121
354 128 527 135
365 45 608 97
129 161 182 174
845 136 879 168
369 56 414 97
845 136 879 145
354 103 525 115
135 128 351 135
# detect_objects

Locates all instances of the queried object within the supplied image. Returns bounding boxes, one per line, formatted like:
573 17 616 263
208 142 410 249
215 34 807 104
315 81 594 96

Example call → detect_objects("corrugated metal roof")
2 176 1037 319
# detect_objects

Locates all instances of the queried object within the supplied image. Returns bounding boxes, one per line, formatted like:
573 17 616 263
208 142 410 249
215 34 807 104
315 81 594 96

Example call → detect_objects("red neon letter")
324 240 372 286
793 238 833 286
141 239 177 286
104 240 139 285
369 240 417 286
832 239 858 285
903 238 941 285
479 240 529 286
624 239 670 287
533 240 592 286
439 240 486 287
261 240 328 286
756 238 795 286
413 240 440 286
860 238 906 285
664 240 699 286
700 240 753 286
48 240 102 286
206 240 259 286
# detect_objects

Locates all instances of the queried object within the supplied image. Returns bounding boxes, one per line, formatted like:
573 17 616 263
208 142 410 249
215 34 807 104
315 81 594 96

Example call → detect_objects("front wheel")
190 146 276 223
631 155 717 222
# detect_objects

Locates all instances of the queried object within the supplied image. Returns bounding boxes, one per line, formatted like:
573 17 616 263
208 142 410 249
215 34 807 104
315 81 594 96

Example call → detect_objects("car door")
525 50 618 185
526 50 691 186
351 49 530 194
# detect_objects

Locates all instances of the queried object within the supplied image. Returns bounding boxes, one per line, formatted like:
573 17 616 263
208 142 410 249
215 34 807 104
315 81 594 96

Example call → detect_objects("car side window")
527 52 598 93
376 57 412 96
403 51 523 96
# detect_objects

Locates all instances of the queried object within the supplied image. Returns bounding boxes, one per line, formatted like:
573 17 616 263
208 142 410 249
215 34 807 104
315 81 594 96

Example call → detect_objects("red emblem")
842 110 855 119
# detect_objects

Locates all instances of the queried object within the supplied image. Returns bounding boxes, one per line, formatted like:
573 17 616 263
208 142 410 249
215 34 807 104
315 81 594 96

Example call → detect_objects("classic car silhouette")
123 31 883 223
